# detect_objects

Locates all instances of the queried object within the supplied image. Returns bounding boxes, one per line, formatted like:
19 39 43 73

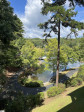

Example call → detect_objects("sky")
8 0 84 38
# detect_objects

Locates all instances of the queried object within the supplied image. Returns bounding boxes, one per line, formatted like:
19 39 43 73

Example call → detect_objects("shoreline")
44 67 79 85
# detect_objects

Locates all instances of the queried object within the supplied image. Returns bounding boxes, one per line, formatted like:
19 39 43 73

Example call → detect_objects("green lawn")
32 84 84 112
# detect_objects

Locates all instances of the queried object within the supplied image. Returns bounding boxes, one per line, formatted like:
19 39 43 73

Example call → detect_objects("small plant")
71 77 83 87
25 80 44 87
47 83 65 98
19 76 44 87
34 92 44 105
58 83 66 92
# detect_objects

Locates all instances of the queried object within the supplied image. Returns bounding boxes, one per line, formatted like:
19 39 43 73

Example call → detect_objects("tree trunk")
56 19 60 86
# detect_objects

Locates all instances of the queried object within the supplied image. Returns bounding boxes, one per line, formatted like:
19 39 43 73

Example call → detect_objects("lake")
36 61 83 82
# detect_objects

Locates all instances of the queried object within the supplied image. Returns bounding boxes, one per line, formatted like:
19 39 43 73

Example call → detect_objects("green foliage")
21 40 44 66
20 40 44 75
28 38 45 48
47 83 65 97
41 0 84 18
6 97 24 112
44 38 79 71
44 38 58 71
5 92 44 112
11 37 25 50
19 77 44 87
0 74 7 85
25 80 44 88
34 92 44 105
0 69 7 92
71 77 83 87
61 44 79 69
0 0 23 69
39 4 84 39
58 83 66 91
79 37 84 61
0 0 23 45
77 65 84 81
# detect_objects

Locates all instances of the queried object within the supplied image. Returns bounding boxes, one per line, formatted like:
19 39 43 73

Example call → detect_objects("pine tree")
0 0 23 45
38 5 84 86
41 0 84 7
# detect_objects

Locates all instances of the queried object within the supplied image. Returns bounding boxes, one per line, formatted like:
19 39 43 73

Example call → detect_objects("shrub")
0 74 7 92
47 84 65 98
58 83 66 92
71 78 78 87
34 92 44 105
25 80 44 87
24 95 35 110
77 74 84 81
65 79 71 88
71 77 83 87
76 78 83 85
47 86 57 97
20 78 44 87
5 97 25 112
0 74 7 85
77 65 84 81
5 92 44 112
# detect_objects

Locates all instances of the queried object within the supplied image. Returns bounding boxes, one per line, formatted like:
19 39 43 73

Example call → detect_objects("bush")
0 74 7 85
76 78 83 85
71 77 83 87
65 79 72 88
5 92 44 112
77 74 84 81
47 84 65 98
19 77 44 87
0 74 7 92
34 92 44 105
77 65 84 81
58 83 66 92
5 96 25 112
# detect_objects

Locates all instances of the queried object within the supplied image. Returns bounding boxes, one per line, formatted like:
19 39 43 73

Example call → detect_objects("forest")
0 0 84 112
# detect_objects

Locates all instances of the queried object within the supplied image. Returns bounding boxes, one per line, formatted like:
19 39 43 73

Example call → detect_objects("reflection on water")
37 61 83 82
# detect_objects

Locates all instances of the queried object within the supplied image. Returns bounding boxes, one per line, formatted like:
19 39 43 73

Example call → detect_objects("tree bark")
56 19 60 86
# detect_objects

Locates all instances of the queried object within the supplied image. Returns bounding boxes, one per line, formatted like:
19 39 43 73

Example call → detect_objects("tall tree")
41 0 84 7
21 40 44 77
0 0 23 45
0 0 24 69
38 5 84 86
79 37 84 61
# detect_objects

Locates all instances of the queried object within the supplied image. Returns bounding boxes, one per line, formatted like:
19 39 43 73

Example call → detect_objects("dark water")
37 61 83 82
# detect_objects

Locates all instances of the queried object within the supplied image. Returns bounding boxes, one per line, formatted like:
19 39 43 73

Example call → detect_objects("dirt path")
0 68 79 99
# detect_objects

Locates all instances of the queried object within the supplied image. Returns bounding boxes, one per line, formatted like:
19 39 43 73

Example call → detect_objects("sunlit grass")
32 84 84 112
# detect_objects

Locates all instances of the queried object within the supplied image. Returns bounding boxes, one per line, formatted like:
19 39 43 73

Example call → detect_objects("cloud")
64 0 70 9
19 0 50 38
18 0 84 38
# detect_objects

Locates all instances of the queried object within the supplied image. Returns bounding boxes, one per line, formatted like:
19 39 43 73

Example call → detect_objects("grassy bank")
32 84 84 112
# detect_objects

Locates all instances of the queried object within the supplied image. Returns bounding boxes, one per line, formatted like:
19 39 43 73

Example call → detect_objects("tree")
44 38 78 73
0 0 24 71
41 0 84 7
61 44 79 70
79 37 84 61
38 5 84 86
44 39 58 72
0 0 23 45
20 40 44 77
